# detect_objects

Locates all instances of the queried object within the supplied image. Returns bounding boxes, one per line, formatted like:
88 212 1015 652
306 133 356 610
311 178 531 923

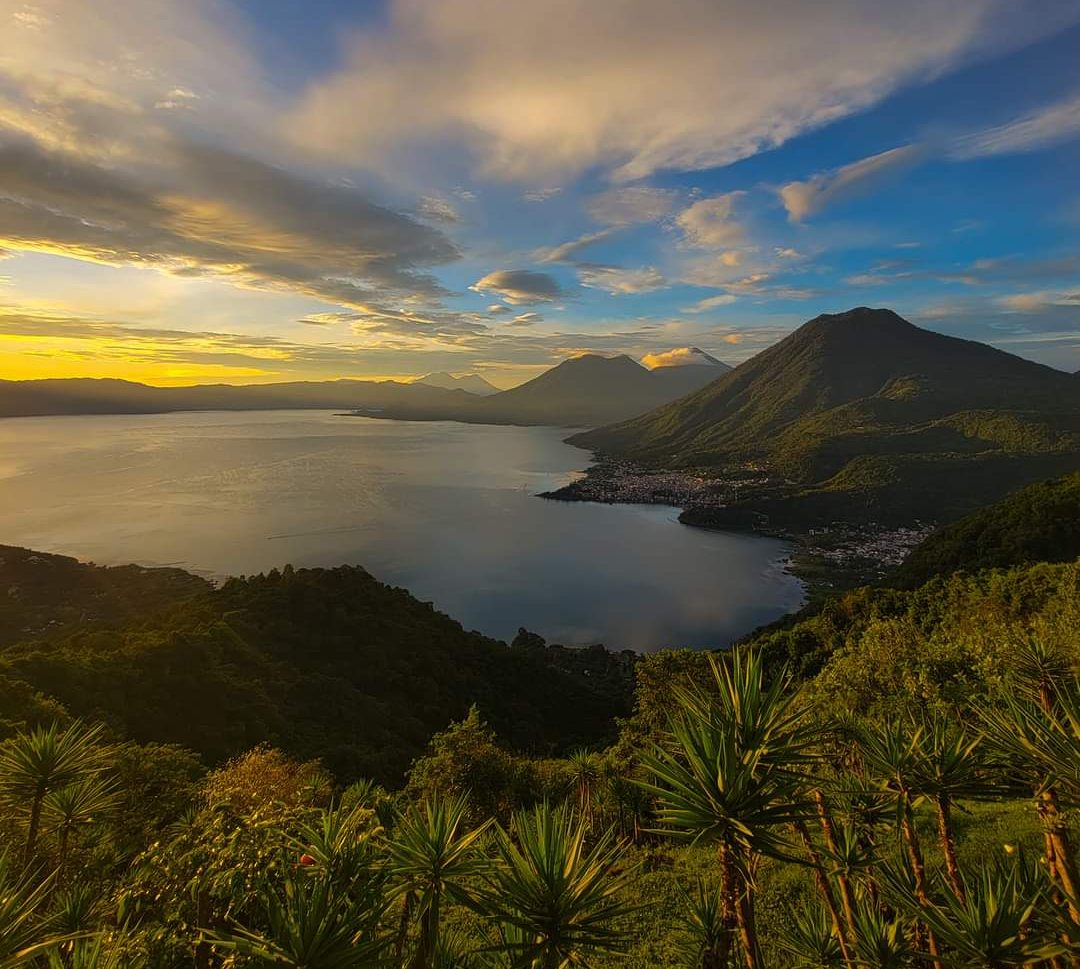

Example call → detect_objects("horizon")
0 1 1077 387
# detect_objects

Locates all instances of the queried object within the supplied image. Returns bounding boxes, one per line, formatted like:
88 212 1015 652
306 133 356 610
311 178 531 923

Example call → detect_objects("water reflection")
0 410 804 650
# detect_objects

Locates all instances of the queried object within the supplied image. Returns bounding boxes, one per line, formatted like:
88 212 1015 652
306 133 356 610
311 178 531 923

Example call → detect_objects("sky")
0 0 1078 388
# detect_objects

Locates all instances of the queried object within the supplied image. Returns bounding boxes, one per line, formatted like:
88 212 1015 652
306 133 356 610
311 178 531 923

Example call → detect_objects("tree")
642 650 816 969
0 721 109 863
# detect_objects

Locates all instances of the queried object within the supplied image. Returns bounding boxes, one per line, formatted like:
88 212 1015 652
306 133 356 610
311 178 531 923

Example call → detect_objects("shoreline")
541 457 936 601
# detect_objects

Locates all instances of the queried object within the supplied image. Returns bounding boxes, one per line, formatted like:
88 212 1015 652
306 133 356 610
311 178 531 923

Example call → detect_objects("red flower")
298 853 316 866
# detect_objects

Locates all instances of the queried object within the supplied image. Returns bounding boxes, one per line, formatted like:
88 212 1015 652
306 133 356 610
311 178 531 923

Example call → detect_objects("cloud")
997 290 1080 312
682 294 738 313
286 0 1077 182
522 187 562 202
641 346 720 368
0 138 459 312
950 93 1080 159
417 195 459 222
507 311 544 327
676 193 746 248
487 303 509 314
779 144 924 222
585 187 678 225
536 229 616 264
577 265 666 294
470 269 562 303
774 247 802 259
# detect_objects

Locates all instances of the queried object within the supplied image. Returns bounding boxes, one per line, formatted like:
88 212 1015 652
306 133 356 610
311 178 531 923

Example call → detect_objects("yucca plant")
847 900 912 969
51 883 105 938
883 850 1066 968
46 936 135 969
814 801 880 923
675 878 733 969
477 801 635 969
0 850 64 968
774 901 844 969
209 873 391 969
42 775 121 868
291 800 385 896
978 669 1080 925
853 718 941 959
0 721 110 863
642 650 816 969
566 751 601 830
906 713 998 902
388 793 492 968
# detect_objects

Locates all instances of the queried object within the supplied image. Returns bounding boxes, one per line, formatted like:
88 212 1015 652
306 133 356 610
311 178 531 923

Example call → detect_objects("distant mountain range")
573 308 1080 525
407 353 730 427
0 377 475 419
415 372 499 395
0 351 730 427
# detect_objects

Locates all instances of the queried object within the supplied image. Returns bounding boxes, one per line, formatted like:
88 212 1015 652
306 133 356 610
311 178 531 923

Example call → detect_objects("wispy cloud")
950 93 1080 159
536 229 617 264
287 0 1077 182
577 265 666 294
779 145 924 222
585 187 678 225
681 294 738 313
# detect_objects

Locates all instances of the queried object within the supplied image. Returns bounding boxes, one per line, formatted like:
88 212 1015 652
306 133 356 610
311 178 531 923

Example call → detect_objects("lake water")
0 410 804 650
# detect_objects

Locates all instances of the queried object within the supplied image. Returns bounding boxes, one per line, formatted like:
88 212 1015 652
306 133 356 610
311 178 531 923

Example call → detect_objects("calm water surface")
0 411 803 650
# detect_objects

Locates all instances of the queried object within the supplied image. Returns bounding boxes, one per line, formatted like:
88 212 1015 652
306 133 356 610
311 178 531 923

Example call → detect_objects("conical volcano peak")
799 306 917 338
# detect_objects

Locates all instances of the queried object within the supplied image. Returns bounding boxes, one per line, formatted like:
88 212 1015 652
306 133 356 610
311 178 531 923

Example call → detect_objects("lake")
0 410 804 650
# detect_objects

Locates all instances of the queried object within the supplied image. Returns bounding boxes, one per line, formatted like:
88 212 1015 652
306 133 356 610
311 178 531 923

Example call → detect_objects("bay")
0 410 803 650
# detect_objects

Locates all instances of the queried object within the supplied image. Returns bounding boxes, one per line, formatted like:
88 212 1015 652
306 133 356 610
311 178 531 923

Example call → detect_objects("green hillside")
1 549 1075 967
0 562 633 783
572 308 1080 525
894 471 1080 585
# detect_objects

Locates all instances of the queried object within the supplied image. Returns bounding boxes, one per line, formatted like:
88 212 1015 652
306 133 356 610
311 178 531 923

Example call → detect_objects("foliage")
0 564 632 784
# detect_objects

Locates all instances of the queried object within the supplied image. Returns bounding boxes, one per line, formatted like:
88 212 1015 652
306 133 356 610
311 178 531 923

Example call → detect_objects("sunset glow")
0 0 1077 384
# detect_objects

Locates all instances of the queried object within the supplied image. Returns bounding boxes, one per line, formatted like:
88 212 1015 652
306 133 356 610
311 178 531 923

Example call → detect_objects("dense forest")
0 475 1078 966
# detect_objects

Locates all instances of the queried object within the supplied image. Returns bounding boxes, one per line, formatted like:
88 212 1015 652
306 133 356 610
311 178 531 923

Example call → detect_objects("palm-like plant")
0 721 109 863
478 801 635 969
292 800 385 896
906 714 998 902
676 878 733 969
853 718 941 959
847 901 912 969
388 793 492 968
42 775 120 868
46 936 134 969
642 650 816 969
883 850 1065 968
978 671 1080 925
566 751 601 830
209 873 390 969
0 850 63 968
774 902 844 969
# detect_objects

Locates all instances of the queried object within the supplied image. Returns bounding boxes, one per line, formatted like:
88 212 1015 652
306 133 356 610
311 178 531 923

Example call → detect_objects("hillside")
573 308 1080 524
893 471 1080 585
0 376 475 418
0 557 634 783
0 544 210 645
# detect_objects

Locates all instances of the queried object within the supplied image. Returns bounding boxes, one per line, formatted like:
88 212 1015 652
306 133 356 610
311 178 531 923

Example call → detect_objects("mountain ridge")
416 371 499 395
0 351 729 426
572 307 1080 525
